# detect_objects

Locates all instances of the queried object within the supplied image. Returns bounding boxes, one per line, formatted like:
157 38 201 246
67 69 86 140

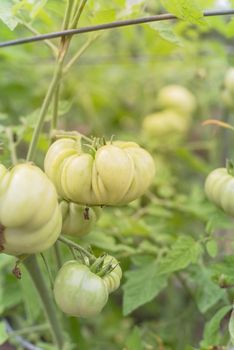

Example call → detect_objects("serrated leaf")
125 326 144 350
201 305 232 347
158 236 202 275
160 0 204 25
0 322 8 346
123 261 168 315
192 267 226 314
206 209 233 234
211 256 234 286
147 22 182 46
0 1 19 30
206 240 218 258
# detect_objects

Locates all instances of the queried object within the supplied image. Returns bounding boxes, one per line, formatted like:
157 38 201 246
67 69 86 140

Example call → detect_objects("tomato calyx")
82 135 114 157
226 159 234 176
88 253 120 278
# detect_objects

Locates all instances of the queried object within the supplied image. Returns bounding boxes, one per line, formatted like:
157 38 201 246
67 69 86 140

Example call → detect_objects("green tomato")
44 138 155 206
103 255 122 293
0 163 62 256
224 68 234 94
205 168 234 216
53 261 108 318
156 85 196 116
60 200 101 237
142 109 190 139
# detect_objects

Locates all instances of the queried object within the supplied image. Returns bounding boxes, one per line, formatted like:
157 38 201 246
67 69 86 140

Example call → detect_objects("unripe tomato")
60 200 101 237
205 168 234 216
224 68 234 94
156 85 196 116
53 261 108 318
221 89 234 109
142 109 190 139
44 138 155 206
0 163 62 256
103 255 122 293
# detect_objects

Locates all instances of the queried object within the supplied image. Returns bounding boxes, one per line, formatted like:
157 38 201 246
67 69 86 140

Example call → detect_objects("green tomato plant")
1 1 234 350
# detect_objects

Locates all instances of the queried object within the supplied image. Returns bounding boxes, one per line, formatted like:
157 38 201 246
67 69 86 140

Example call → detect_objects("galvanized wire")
0 9 234 48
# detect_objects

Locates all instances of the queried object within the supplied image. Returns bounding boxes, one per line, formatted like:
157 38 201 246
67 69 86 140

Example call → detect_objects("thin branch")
1 9 234 48
58 235 96 262
53 241 63 270
6 127 18 165
62 0 74 31
40 253 54 290
70 0 88 28
64 33 99 73
18 20 58 55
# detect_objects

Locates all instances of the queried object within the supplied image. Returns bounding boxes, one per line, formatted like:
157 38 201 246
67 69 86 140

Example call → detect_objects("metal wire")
0 9 234 49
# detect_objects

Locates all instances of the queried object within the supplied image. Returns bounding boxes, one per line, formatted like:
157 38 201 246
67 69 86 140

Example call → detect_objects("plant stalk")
6 128 18 165
24 255 65 350
26 62 63 161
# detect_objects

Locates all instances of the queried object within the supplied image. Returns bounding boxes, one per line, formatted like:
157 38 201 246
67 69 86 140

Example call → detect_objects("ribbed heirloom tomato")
205 167 234 216
156 85 196 116
44 138 155 206
53 261 109 318
60 200 101 237
0 163 62 255
142 109 190 139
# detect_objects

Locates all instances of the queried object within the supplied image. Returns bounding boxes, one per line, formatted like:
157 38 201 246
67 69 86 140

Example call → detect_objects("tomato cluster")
142 85 196 144
0 133 155 318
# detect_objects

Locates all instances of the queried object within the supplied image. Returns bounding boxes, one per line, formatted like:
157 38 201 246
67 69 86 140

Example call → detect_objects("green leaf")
158 236 202 275
211 256 234 286
200 305 232 347
192 267 226 314
0 0 19 30
0 322 8 346
90 10 116 24
0 274 22 314
206 240 218 258
82 230 135 253
160 0 204 24
206 210 234 234
147 22 182 45
123 261 168 315
124 326 144 350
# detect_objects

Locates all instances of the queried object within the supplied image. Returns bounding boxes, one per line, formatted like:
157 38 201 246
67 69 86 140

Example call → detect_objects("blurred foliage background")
2 0 234 349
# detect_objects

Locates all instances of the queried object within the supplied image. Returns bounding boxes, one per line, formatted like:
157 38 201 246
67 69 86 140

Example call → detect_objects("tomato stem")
24 255 65 349
58 235 96 263
6 128 18 165
53 241 63 270
27 0 89 161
